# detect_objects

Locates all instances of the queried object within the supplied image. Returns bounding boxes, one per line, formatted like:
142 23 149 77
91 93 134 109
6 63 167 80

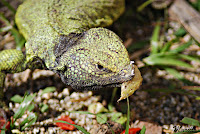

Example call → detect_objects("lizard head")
57 28 134 90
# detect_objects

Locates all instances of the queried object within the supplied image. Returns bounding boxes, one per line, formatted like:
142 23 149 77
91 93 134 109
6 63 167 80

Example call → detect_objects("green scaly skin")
0 0 135 107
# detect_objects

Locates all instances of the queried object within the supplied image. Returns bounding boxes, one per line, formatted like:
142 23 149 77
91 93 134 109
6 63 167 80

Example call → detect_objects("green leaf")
13 93 36 121
27 103 35 112
111 112 122 122
150 22 161 54
160 38 178 53
96 114 107 124
164 67 184 80
178 54 200 63
10 95 23 103
140 126 146 134
181 117 200 127
55 120 90 134
20 113 37 131
108 104 115 112
144 54 192 68
41 87 56 95
164 67 192 85
137 0 153 12
115 116 127 124
174 27 186 37
40 104 49 113
170 40 192 53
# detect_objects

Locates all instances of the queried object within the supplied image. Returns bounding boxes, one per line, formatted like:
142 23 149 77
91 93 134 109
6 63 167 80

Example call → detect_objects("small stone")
57 93 62 99
9 102 13 108
40 127 45 133
42 93 51 99
35 96 41 103
62 88 70 96
33 127 40 133
53 91 58 97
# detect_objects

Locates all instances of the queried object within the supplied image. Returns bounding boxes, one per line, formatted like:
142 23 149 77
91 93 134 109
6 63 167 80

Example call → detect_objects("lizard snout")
119 61 135 82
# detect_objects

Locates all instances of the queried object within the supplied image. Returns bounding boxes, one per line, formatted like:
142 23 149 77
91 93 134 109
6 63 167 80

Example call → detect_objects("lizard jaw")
70 61 135 91
74 82 123 91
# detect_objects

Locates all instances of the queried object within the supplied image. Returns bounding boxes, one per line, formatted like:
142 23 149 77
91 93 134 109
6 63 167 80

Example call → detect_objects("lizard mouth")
75 82 123 91
75 73 134 90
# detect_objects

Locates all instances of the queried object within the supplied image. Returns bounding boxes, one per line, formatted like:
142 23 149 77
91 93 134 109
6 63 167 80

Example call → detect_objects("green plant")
58 96 134 134
174 117 200 134
0 1 25 50
140 126 146 134
143 23 200 84
10 93 37 131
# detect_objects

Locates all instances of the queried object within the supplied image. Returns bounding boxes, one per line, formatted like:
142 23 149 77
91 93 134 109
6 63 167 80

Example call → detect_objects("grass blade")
174 27 186 37
41 87 56 95
178 54 200 63
160 38 178 53
140 126 146 134
21 113 37 130
164 67 184 80
137 0 153 12
125 97 130 134
150 22 161 54
170 40 192 53
164 67 192 84
144 54 193 68
55 120 90 134
13 93 36 121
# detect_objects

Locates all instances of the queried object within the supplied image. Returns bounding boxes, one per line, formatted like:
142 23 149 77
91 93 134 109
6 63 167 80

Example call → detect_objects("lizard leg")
0 49 27 108
0 49 45 107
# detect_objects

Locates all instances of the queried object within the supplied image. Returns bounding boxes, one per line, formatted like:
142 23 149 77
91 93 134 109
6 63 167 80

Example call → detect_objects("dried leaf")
118 65 142 102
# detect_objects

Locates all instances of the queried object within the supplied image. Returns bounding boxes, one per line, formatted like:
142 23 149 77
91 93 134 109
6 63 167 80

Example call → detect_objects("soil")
0 0 200 134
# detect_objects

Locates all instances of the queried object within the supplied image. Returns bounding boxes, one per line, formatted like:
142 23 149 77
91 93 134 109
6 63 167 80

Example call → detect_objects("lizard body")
0 0 134 99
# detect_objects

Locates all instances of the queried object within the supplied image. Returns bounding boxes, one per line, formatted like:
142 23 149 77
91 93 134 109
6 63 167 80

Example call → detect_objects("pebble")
42 93 51 99
62 88 70 96
33 127 40 133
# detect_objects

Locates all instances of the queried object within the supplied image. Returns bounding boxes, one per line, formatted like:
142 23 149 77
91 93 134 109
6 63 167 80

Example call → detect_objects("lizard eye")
97 64 104 70
96 64 112 73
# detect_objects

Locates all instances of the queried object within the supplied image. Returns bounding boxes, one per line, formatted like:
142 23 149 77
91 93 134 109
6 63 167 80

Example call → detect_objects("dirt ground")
1 0 200 133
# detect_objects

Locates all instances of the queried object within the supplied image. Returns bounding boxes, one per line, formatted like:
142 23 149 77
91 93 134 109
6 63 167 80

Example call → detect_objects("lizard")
0 0 135 104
